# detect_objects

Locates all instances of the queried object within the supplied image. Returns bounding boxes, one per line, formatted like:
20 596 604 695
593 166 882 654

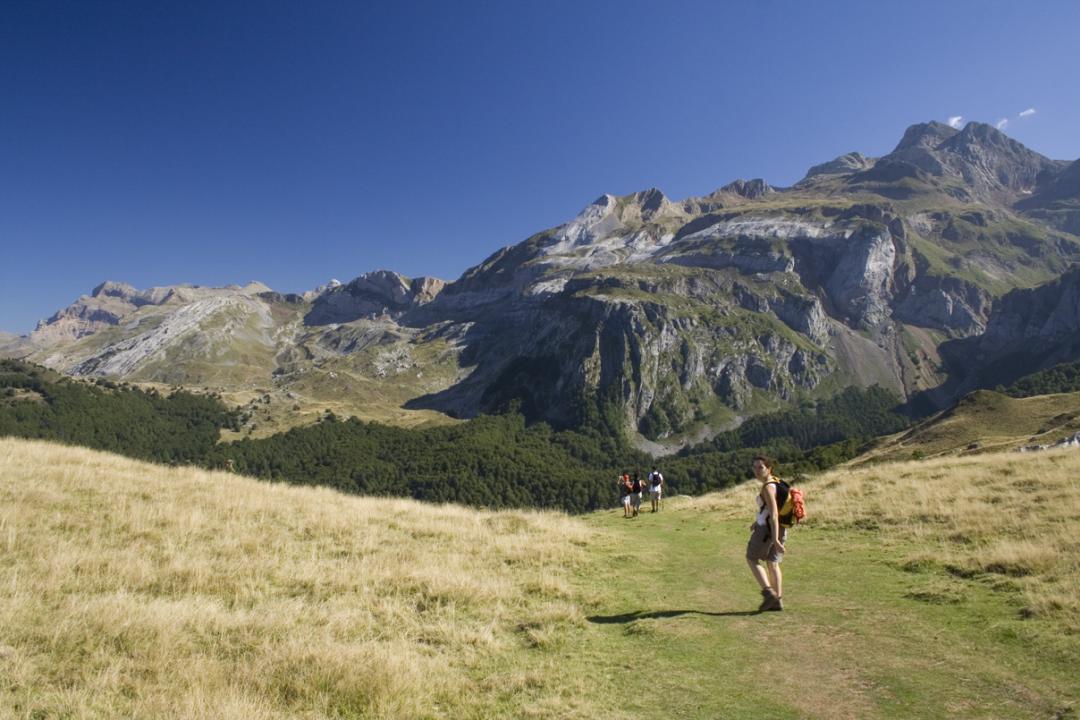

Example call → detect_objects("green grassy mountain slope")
854 389 1080 463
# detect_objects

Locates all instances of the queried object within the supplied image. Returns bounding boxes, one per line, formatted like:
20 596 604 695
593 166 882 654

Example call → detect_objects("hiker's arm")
764 484 785 551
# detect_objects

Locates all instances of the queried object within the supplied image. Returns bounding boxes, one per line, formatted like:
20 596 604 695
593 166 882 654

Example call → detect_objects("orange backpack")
768 479 806 527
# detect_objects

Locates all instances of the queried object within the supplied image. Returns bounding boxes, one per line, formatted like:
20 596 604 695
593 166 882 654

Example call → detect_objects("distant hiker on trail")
630 471 644 517
648 466 664 512
746 455 787 612
620 472 633 518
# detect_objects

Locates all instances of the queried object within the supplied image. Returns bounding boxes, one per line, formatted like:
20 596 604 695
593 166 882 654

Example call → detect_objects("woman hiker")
745 454 787 611
620 471 634 518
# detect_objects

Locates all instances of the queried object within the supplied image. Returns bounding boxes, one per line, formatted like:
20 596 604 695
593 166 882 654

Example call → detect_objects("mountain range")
6 120 1080 448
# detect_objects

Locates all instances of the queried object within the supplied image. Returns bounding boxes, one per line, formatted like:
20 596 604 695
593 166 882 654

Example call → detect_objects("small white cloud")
996 117 1009 130
947 115 964 129
1019 108 1037 118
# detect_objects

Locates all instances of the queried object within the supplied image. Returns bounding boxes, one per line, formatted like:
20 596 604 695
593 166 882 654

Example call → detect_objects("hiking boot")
766 596 784 612
758 589 780 612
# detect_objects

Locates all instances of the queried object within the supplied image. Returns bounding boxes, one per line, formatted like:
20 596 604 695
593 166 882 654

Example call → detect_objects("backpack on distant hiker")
766 479 806 527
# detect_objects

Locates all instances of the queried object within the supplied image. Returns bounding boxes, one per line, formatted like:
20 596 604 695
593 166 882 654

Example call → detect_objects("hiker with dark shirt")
746 455 787 611
630 471 644 517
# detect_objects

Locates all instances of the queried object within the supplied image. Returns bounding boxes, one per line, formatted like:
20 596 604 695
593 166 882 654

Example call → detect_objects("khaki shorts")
746 523 788 563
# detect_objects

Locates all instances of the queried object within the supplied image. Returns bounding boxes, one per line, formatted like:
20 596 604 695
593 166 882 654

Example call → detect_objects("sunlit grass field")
0 438 592 718
2 437 1077 718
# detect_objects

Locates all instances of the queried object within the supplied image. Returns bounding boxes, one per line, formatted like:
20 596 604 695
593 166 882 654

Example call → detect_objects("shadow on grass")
587 609 758 624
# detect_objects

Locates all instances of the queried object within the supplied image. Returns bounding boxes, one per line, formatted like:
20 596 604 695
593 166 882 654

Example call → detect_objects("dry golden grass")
0 438 592 719
682 448 1080 630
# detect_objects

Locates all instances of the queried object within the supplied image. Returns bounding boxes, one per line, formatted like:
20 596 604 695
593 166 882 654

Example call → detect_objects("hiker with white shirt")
648 466 663 512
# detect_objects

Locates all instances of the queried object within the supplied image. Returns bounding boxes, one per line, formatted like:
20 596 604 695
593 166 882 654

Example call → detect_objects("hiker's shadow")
587 609 758 624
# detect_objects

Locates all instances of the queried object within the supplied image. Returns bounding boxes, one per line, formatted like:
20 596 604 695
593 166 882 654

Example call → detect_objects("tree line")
1001 359 1080 398
0 359 235 464
1 358 910 513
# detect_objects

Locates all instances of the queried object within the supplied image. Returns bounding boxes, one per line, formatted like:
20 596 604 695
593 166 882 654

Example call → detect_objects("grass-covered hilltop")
1 437 1076 719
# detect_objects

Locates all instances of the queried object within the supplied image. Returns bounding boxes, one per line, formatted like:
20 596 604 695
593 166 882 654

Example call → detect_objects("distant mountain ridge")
7 119 1080 443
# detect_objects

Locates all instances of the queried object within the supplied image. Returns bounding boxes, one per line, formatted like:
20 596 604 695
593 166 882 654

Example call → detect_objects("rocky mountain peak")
801 152 875 181
892 121 959 153
883 119 1062 201
91 281 139 299
305 270 446 325
627 187 668 214
719 178 774 199
942 121 1060 197
352 270 412 300
614 187 676 224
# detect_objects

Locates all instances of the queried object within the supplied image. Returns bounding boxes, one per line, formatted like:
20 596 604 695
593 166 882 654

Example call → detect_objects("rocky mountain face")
1016 159 1080 234
30 280 273 344
9 120 1080 444
941 267 1080 391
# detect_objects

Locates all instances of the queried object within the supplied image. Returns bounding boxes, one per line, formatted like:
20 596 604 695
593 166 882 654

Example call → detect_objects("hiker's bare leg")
766 562 783 598
747 558 771 591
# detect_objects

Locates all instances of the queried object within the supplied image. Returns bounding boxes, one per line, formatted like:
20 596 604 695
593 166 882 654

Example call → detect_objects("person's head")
752 455 774 480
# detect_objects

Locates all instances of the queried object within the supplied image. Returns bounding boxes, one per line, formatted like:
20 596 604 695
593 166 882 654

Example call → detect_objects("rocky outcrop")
978 266 1080 351
719 178 774 199
823 227 897 327
0 332 27 357
801 152 875 181
68 295 275 378
29 280 271 344
894 276 992 335
305 271 445 325
1016 159 1080 234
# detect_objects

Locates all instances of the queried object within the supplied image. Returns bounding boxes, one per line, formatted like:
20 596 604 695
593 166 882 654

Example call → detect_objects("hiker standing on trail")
620 472 634 518
648 466 664 512
630 471 644 517
746 455 787 611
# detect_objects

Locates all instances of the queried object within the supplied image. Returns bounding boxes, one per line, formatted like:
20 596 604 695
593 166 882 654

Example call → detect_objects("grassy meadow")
1 437 1078 718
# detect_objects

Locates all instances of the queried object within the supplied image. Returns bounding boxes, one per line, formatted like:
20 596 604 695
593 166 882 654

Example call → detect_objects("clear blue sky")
2 0 1078 333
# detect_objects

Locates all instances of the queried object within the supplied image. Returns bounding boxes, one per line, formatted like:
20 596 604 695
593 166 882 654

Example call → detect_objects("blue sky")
2 0 1078 333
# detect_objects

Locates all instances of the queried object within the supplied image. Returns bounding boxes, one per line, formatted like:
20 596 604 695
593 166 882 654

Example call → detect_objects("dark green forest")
1 359 910 513
0 360 235 464
1002 359 1080 397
